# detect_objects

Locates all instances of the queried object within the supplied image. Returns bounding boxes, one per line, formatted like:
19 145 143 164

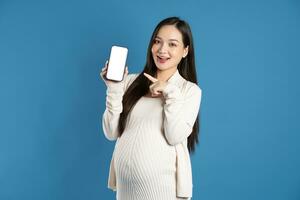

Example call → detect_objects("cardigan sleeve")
162 82 202 146
102 74 138 141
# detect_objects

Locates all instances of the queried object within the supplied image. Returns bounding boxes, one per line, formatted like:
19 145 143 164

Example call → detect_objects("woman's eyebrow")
156 36 180 43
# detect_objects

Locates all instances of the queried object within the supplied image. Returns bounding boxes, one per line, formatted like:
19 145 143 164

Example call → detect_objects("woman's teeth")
157 56 169 63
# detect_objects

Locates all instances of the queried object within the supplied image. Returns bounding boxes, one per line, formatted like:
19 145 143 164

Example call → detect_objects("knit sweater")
102 69 202 199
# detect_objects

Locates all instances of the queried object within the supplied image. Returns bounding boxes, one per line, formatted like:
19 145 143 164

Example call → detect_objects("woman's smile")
157 55 170 64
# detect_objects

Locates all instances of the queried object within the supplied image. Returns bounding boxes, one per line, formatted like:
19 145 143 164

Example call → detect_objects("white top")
102 69 202 199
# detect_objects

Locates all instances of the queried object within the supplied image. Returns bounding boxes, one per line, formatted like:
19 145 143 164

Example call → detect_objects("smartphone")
106 45 128 82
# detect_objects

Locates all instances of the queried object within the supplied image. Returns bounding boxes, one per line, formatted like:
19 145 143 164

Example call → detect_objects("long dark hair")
118 16 200 154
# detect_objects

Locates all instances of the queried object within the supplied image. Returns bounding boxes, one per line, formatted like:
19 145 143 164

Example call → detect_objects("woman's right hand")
100 60 128 88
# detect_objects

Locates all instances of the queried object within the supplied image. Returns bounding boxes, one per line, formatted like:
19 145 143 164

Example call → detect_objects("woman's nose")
158 43 168 53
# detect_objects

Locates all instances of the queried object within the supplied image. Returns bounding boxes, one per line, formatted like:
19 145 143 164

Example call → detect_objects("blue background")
0 0 299 199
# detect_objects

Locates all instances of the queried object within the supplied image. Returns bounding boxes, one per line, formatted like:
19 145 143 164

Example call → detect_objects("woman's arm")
102 74 138 141
102 84 124 141
162 82 202 145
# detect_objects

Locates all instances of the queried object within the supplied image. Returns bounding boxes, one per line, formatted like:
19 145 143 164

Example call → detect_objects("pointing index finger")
143 73 158 83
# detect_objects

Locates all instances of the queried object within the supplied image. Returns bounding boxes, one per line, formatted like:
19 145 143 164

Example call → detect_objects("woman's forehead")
156 25 183 42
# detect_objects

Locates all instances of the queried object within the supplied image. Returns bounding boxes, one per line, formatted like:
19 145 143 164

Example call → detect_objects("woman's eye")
170 43 177 47
154 39 160 44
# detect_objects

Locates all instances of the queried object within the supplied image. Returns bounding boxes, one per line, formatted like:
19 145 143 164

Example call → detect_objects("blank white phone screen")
106 46 128 81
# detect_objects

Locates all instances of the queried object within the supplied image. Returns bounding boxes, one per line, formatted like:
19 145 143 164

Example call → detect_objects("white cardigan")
102 69 202 198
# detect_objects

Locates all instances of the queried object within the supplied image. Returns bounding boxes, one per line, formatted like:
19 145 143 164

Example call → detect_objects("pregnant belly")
113 129 176 181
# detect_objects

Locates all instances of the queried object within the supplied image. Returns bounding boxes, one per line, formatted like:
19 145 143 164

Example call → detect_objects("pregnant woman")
100 16 202 200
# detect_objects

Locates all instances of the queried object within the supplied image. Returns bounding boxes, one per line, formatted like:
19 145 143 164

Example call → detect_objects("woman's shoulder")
124 73 139 90
184 80 202 95
126 73 139 80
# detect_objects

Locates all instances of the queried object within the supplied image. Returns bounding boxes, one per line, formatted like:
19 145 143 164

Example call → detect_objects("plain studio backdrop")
0 0 299 200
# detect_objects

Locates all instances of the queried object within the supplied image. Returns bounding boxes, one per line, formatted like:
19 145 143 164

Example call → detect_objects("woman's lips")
157 56 170 64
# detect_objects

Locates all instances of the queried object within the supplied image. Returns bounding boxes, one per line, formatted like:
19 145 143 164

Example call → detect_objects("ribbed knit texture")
114 96 183 200
102 71 201 200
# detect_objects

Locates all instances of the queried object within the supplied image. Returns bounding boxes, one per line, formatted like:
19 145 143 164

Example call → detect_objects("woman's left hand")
143 73 168 97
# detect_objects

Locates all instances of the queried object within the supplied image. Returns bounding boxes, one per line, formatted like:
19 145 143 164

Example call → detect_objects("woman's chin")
156 65 176 72
154 62 171 70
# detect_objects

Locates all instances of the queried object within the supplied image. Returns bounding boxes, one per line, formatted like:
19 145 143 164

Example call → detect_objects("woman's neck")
155 67 177 82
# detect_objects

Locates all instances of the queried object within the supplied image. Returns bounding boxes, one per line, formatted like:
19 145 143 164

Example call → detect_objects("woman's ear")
183 45 189 58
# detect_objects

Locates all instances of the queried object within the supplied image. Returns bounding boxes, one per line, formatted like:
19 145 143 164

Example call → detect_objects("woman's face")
151 25 189 72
